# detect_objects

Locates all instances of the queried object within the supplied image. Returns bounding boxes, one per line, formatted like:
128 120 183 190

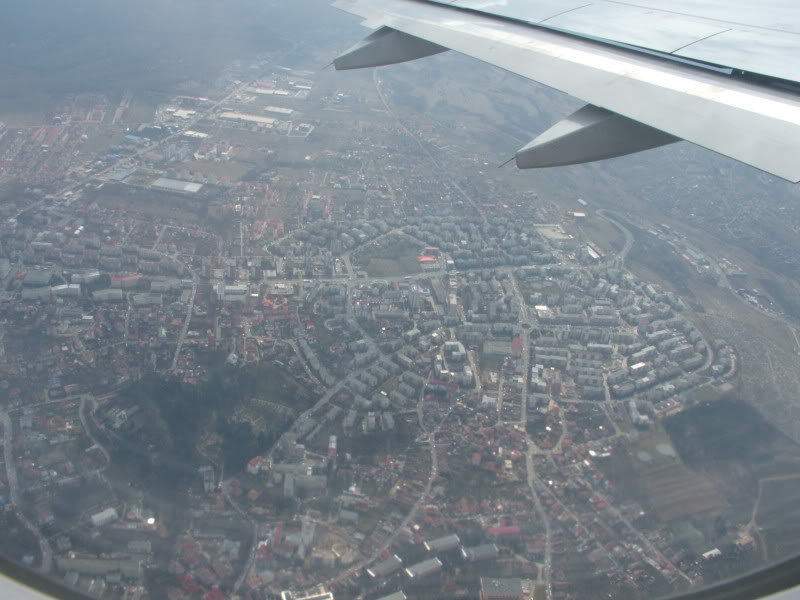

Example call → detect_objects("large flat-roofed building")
480 577 523 600
462 544 499 562
424 533 460 553
247 87 291 96
72 270 101 284
52 283 81 297
264 105 294 116
111 274 143 289
90 507 119 527
376 593 407 600
56 558 142 580
270 282 294 296
93 289 124 303
280 591 334 600
220 111 276 126
152 177 203 194
132 293 163 307
23 268 55 287
367 554 403 578
404 558 442 579
225 284 249 295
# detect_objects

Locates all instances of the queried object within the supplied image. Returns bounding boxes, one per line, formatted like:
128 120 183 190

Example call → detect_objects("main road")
508 271 554 600
596 209 635 265
170 271 198 371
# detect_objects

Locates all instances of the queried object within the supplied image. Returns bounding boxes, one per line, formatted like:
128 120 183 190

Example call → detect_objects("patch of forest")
107 364 318 492
664 395 788 466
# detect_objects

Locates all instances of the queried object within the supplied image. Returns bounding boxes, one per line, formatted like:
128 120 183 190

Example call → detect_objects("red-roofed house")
487 525 521 537
204 588 226 600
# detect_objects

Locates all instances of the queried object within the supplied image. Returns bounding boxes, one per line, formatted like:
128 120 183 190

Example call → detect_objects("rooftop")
152 178 203 194
480 577 522 598
220 111 276 126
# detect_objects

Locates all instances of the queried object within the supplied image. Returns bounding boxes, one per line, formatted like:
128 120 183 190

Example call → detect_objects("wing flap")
542 4 729 54
675 29 800 83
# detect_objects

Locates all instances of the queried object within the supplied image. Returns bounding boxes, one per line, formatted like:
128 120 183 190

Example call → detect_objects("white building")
90 507 119 527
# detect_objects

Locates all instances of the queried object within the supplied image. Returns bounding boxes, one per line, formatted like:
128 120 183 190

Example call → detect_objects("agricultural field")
754 476 800 560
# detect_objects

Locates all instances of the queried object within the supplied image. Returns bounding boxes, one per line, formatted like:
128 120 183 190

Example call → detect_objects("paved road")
223 479 258 594
1 409 53 573
225 373 355 591
581 481 694 585
525 449 553 600
596 209 635 265
79 396 111 466
325 406 455 589
509 270 554 598
373 70 488 225
170 272 198 371
123 301 133 342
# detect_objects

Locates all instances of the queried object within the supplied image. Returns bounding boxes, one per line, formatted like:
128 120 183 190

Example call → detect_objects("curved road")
596 209 635 265
79 396 111 467
1 409 53 573
322 406 455 591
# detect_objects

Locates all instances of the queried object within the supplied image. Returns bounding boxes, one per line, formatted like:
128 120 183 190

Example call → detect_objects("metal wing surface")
331 0 800 182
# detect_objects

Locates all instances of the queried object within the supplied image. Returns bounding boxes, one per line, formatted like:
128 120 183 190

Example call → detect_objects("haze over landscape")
0 2 799 600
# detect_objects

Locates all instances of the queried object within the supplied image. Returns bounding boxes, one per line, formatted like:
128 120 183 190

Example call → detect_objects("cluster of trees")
114 364 311 480
664 396 777 465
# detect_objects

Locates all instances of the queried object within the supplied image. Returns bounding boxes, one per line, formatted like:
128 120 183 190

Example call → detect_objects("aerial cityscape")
1 2 800 600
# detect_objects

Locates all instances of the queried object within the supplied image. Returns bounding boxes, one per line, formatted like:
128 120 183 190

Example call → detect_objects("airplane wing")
330 0 800 182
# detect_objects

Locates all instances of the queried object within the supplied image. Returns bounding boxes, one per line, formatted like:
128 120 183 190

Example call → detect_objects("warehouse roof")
151 177 203 194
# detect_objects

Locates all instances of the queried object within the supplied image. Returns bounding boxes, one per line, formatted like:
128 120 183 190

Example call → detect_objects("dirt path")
748 473 800 562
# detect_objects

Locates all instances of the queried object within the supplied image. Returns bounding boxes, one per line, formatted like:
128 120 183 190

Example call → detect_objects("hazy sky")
0 0 356 105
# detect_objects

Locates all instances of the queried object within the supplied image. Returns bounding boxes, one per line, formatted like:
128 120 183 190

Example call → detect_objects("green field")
362 241 423 277
755 477 800 560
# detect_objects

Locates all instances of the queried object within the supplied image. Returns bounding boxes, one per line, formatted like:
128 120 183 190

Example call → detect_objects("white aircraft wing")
331 0 800 182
